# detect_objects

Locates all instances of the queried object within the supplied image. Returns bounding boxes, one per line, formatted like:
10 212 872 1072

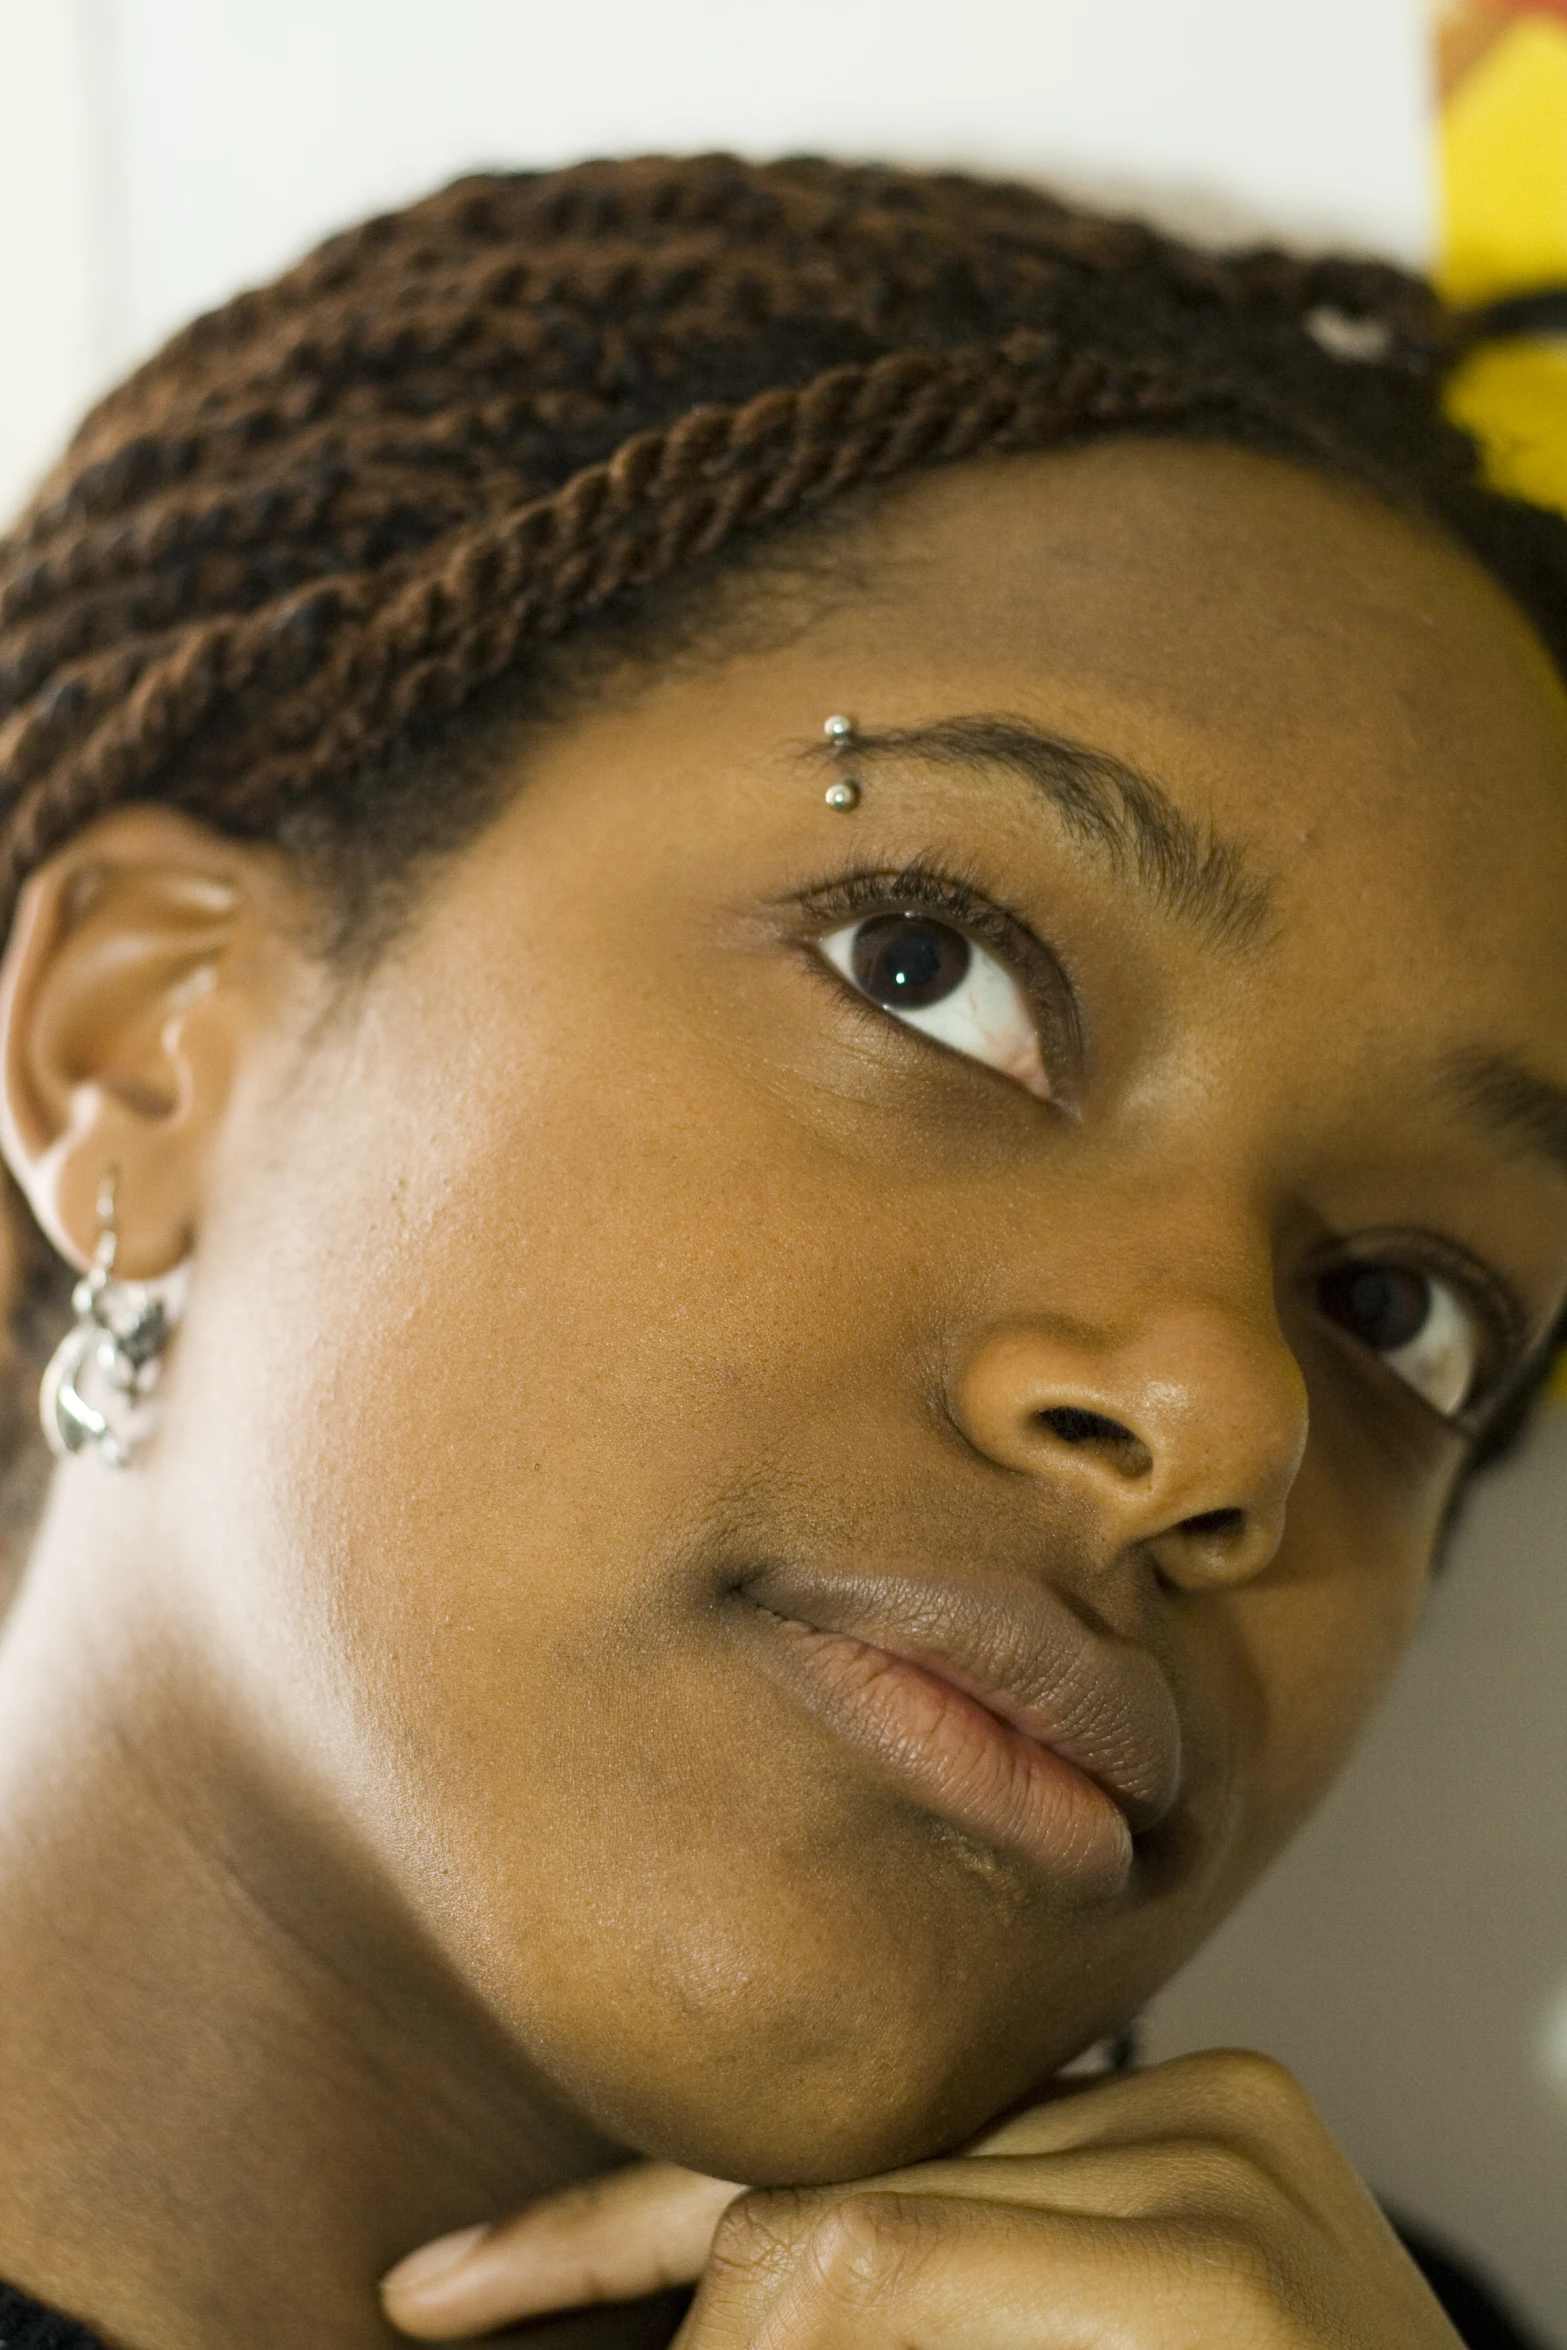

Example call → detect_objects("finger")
380 2162 742 2339
965 2056 1217 2160
811 2135 1279 2231
969 2047 1334 2184
674 2191 1265 2350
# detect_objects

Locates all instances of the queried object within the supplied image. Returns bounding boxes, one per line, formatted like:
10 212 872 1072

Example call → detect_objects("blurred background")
1 0 1563 2337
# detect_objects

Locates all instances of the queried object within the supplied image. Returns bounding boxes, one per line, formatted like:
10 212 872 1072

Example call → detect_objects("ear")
0 805 310 1278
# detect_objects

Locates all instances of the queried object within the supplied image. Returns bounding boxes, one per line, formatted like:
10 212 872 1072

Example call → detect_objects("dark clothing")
1394 2222 1555 2350
0 2284 102 2349
0 2224 1553 2349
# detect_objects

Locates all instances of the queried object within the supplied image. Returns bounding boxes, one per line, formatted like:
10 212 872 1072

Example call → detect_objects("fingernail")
380 2224 488 2300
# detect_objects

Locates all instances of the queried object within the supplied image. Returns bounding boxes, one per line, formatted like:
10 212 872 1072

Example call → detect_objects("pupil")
1317 1264 1430 1352
851 915 970 1010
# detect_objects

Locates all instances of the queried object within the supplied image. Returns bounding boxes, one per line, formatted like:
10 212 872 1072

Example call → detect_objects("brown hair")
0 152 1562 1514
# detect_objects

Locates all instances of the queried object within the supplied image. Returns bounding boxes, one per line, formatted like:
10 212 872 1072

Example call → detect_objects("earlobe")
0 807 295 1279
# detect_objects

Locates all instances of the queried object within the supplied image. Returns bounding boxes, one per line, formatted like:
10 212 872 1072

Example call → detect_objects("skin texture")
0 441 1562 2348
377 2064 1489 2346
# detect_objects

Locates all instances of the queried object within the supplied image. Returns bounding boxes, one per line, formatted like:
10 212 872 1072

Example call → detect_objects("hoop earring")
40 1171 176 1470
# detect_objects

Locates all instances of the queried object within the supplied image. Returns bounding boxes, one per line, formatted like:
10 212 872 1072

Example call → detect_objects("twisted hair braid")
0 153 1564 1527
5 154 1566 947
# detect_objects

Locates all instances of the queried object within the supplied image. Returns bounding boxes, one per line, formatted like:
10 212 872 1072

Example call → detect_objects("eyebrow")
804 715 1567 1186
809 714 1274 948
1435 1048 1567 1183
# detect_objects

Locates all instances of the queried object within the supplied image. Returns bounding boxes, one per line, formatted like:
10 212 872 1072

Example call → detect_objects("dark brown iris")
850 915 970 1011
1316 1264 1430 1354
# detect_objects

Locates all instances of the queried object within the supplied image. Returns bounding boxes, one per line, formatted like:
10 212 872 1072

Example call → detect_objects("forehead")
788 439 1567 1026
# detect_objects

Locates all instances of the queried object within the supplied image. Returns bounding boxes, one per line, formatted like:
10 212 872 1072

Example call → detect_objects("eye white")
820 916 1050 1099
1382 1277 1479 1419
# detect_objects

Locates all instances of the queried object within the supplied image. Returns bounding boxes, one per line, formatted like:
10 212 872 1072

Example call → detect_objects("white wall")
3 2 1564 2340
4 0 1433 519
0 0 119 520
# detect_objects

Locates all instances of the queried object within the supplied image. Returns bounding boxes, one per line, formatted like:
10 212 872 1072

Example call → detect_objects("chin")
625 2044 1053 2187
613 2084 985 2191
549 1958 1117 2189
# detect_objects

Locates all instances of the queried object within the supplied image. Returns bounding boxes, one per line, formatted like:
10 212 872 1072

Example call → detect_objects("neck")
0 1502 657 2350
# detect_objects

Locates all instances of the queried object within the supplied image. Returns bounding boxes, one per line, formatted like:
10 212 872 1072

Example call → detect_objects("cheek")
173 1036 1103 2167
1203 1454 1447 1892
176 959 911 1812
193 958 1447 1856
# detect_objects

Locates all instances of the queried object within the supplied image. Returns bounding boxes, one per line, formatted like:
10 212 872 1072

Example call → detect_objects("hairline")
290 428 1561 968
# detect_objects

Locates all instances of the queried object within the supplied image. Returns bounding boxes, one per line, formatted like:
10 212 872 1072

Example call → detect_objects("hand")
380 2049 1466 2346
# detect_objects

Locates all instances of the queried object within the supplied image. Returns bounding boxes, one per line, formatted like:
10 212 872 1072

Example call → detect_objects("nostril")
1038 1405 1137 1447
1181 1506 1246 1539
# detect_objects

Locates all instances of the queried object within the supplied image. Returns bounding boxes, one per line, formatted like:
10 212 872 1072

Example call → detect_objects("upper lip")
739 1561 1182 1832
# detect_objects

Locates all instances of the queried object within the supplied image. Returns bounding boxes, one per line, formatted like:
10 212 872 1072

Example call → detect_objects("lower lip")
743 1609 1135 1896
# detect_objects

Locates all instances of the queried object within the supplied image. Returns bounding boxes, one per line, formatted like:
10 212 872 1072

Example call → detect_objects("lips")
732 1562 1181 1892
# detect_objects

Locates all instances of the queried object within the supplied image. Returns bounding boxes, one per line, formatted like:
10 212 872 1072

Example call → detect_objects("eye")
820 913 1050 1098
1315 1261 1482 1420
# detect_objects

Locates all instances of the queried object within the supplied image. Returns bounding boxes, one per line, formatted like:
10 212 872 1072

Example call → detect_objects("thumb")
379 2161 744 2340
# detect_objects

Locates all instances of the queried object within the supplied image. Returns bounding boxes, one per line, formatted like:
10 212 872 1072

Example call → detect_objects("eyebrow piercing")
822 713 862 810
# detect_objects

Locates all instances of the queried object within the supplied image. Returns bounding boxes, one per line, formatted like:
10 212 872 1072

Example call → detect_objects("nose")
949 1300 1309 1590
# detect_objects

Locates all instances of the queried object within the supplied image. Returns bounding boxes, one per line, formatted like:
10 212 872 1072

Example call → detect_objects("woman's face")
128 442 1567 2182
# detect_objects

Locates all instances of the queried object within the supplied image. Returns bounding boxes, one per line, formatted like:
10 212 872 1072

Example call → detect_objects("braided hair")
0 153 1562 1518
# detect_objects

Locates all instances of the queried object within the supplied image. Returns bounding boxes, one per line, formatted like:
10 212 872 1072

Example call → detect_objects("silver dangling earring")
40 1170 175 1470
822 713 862 810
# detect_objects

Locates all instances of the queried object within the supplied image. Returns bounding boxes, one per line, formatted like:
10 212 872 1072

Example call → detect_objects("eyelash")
788 858 1536 1439
1335 1232 1532 1439
792 858 1081 1078
1315 1231 1531 1428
